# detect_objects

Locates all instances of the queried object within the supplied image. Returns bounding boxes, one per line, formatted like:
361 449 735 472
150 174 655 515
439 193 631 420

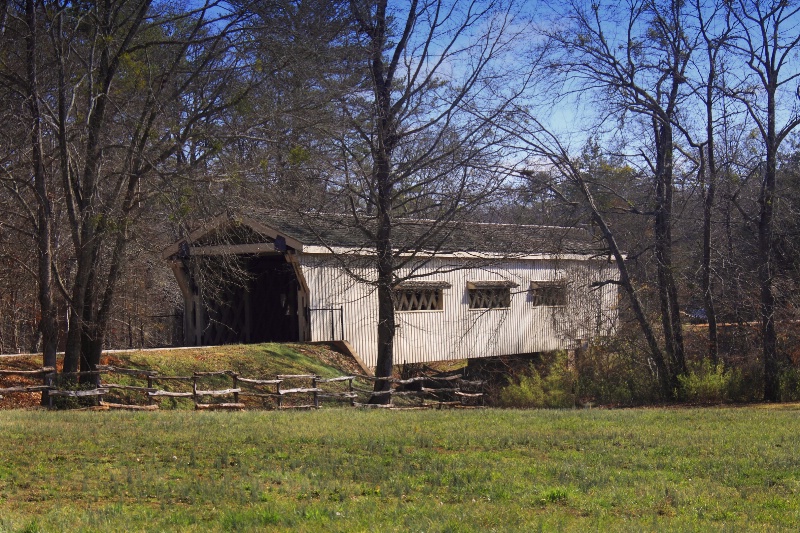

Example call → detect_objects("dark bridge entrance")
165 217 310 347
203 255 303 345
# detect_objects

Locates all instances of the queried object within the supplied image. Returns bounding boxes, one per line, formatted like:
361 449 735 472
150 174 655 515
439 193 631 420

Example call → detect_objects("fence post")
192 374 198 404
312 376 319 409
147 375 154 405
277 380 282 409
232 373 239 404
47 370 54 409
348 378 355 407
95 370 102 406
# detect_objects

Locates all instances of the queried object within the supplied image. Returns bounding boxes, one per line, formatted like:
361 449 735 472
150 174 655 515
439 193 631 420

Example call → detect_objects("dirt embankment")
0 342 365 409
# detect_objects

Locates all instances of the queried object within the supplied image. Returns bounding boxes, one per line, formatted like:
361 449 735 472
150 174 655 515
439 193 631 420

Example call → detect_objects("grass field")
1 406 799 532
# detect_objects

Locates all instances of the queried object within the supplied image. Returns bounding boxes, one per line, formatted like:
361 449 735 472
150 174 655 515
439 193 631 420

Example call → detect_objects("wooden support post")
194 295 205 346
192 375 198 404
277 381 282 409
232 374 239 404
147 376 154 405
244 290 251 343
286 251 310 341
170 261 196 346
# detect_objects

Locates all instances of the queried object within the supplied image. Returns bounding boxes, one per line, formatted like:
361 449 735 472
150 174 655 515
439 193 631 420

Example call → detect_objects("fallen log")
195 403 245 411
100 402 159 411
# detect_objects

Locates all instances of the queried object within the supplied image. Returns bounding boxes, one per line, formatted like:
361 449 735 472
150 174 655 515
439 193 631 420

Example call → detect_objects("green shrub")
722 357 763 403
573 337 662 406
498 367 546 408
678 359 739 403
498 353 575 408
779 367 800 402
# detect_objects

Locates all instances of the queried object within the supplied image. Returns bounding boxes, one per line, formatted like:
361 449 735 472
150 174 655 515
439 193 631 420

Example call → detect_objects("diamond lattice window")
467 280 518 309
529 281 567 306
393 280 451 311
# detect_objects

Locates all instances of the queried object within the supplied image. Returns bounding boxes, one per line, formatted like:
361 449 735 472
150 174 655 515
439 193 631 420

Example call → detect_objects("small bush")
678 359 739 403
722 356 763 402
573 336 662 406
779 367 800 402
498 367 545 408
498 353 575 408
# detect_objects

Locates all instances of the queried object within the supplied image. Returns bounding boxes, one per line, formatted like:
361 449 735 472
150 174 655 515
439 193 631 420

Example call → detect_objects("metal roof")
163 210 605 259
252 210 601 254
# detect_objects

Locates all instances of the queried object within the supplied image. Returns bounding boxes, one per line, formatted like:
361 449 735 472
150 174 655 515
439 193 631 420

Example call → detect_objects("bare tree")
514 0 700 395
723 0 800 401
512 124 674 396
23 0 57 375
0 0 62 392
321 0 525 401
0 1 253 379
681 0 738 365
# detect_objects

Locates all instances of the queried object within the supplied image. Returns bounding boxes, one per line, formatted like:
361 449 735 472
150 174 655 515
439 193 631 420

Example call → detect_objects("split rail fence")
0 365 484 410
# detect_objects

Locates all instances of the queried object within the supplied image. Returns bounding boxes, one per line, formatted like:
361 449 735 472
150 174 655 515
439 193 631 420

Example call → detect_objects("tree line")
0 0 798 403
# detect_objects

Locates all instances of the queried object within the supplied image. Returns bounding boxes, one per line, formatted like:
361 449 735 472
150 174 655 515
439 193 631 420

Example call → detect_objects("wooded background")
1 0 798 402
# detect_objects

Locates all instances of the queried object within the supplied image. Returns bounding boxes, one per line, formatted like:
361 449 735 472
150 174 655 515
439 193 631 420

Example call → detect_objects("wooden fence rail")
0 364 484 410
352 373 485 409
0 367 56 397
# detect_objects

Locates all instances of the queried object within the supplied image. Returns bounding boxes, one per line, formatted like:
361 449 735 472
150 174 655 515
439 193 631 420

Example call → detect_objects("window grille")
393 280 451 311
529 281 567 306
466 280 517 309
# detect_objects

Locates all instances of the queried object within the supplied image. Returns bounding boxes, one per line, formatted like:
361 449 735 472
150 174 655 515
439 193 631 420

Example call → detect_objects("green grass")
2 343 355 379
1 406 799 531
103 343 352 378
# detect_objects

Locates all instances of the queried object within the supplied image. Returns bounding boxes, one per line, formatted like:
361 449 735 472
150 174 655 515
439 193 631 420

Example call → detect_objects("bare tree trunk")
366 0 400 403
701 66 719 364
653 122 686 384
25 0 58 400
373 267 396 402
62 234 97 374
573 170 673 398
691 0 726 366
593 213 672 397
84 184 138 374
78 255 98 379
760 90 778 401
654 126 676 369
522 142 674 397
372 166 396 401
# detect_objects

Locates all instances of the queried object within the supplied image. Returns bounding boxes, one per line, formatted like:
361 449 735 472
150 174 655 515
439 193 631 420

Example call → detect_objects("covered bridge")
162 212 618 370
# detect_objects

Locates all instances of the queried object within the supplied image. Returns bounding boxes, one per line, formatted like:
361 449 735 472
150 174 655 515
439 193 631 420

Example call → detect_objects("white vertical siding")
300 254 619 369
301 255 379 365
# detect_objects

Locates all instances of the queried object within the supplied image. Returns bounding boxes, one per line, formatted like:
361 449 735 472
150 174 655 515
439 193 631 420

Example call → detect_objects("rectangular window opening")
468 287 511 309
529 281 567 307
393 280 450 311
467 280 517 309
